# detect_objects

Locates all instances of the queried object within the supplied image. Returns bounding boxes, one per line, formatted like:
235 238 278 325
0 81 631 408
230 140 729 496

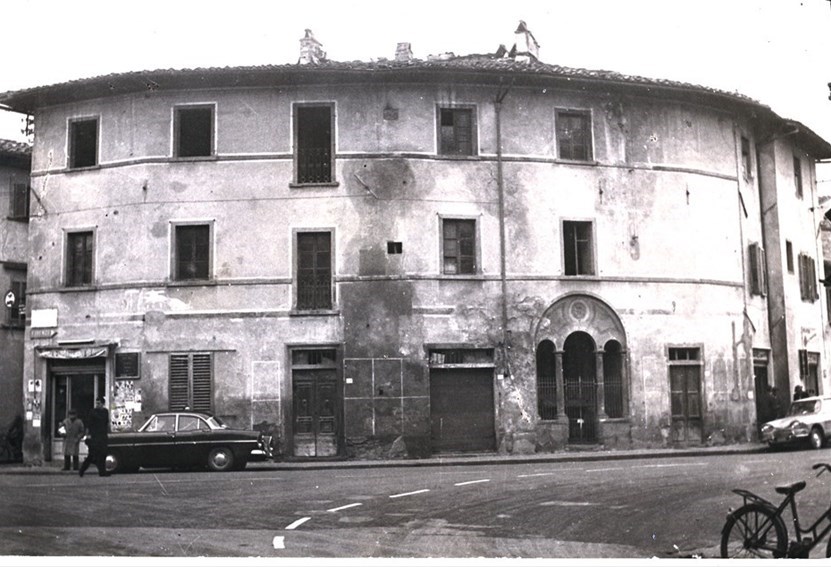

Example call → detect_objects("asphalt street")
1 447 830 559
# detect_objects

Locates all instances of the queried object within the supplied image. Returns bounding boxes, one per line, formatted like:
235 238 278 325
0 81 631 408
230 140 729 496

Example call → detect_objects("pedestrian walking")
767 386 783 419
59 409 84 471
79 397 110 477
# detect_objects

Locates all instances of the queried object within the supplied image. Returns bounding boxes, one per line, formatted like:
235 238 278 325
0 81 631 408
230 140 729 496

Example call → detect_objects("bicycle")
721 462 831 558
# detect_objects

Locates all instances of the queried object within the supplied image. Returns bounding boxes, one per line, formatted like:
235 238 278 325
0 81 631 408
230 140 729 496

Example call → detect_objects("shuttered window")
168 353 213 412
798 253 818 302
9 183 29 220
748 242 766 296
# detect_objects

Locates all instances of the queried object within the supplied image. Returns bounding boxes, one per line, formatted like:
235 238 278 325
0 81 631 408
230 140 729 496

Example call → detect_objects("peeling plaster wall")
19 79 828 463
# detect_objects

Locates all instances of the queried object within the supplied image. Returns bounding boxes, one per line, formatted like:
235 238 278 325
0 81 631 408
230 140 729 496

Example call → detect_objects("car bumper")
761 429 808 445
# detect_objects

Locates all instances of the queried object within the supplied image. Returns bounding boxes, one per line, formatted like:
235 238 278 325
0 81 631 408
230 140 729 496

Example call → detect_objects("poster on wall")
112 380 143 431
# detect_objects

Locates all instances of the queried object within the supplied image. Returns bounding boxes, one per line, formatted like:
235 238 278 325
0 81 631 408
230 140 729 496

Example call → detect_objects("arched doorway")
563 332 597 443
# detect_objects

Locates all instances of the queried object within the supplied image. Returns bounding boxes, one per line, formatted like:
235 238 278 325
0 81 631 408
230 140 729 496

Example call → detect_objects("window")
798 350 820 396
65 231 94 286
798 253 819 302
115 352 141 380
6 278 25 328
173 224 211 281
748 242 767 296
437 107 476 156
169 353 212 412
794 156 803 198
536 340 557 419
442 218 476 275
8 183 29 220
603 340 624 419
556 109 593 161
563 220 595 276
740 136 751 179
387 241 403 254
69 118 98 169
296 231 332 310
786 241 794 273
174 105 214 158
294 104 334 184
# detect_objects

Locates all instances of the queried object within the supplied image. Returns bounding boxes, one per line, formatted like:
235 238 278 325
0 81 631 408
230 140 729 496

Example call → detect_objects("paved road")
2 448 830 558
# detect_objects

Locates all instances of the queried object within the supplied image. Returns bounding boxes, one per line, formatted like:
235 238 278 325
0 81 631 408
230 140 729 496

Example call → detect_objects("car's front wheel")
207 447 235 472
105 450 122 474
809 427 825 450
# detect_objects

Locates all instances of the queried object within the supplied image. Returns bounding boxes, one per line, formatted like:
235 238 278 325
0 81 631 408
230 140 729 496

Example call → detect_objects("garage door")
430 368 495 452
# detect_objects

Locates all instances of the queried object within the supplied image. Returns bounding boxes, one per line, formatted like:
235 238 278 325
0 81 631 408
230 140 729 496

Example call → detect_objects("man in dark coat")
79 396 110 477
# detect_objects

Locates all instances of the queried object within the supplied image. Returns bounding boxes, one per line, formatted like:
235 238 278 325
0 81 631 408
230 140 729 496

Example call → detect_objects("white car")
760 396 831 450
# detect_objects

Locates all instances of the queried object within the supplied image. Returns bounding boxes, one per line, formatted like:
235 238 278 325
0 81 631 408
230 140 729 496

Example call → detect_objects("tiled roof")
0 138 32 157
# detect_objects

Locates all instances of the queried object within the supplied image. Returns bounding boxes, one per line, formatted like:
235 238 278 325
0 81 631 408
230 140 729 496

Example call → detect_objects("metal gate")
430 368 496 453
564 375 597 443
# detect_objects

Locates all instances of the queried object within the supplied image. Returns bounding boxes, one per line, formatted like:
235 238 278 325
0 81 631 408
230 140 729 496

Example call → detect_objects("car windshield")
787 400 820 416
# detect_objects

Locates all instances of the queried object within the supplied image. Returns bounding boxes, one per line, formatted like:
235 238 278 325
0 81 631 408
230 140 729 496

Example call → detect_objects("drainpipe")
495 83 511 374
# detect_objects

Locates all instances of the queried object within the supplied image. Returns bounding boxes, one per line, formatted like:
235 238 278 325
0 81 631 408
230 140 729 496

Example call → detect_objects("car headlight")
790 421 809 436
761 424 774 434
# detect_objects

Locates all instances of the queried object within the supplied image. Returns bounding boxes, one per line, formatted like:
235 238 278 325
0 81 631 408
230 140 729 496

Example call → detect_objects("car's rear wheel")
809 427 825 450
207 447 235 472
105 450 122 474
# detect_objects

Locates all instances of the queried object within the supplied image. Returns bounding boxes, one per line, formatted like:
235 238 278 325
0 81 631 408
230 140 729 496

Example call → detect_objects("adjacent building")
0 138 30 443
2 25 830 465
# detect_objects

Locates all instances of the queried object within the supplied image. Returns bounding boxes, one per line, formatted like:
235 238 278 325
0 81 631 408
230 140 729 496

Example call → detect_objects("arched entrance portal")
563 332 597 443
534 294 628 445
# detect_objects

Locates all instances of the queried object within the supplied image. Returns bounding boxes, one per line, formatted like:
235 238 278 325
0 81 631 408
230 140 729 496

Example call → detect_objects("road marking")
389 489 430 499
153 474 169 496
285 517 311 530
454 479 490 486
517 472 561 478
631 463 707 469
327 502 363 512
585 467 623 472
540 500 593 507
272 536 285 549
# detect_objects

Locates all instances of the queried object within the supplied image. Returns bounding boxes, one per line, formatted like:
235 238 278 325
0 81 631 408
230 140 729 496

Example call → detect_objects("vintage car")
760 396 831 450
105 412 270 473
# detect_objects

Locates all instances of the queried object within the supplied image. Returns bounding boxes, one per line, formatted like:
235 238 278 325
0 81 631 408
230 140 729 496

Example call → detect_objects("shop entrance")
48 359 106 461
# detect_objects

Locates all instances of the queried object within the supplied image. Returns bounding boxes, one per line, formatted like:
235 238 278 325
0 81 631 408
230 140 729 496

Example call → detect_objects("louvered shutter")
169 355 190 410
191 354 213 412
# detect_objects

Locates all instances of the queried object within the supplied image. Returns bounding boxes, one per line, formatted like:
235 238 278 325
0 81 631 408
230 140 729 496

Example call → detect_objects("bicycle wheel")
721 503 787 558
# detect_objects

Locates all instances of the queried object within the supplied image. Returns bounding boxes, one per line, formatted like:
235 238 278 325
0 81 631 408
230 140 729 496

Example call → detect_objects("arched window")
536 340 557 419
604 340 624 418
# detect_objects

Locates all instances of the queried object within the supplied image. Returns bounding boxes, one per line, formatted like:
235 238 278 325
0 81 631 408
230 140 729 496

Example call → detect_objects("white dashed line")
585 467 623 472
272 536 285 549
285 517 311 530
518 472 558 478
454 479 490 486
631 462 707 469
327 502 363 512
389 489 430 499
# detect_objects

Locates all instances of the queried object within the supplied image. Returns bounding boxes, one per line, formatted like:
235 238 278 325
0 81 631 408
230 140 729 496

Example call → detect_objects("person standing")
79 396 110 477
60 409 84 471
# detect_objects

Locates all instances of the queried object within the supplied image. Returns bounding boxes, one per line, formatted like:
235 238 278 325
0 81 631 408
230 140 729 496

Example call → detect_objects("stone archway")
533 294 628 443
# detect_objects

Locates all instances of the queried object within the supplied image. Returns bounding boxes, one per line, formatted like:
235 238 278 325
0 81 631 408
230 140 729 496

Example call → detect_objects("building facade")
0 138 30 445
2 27 830 464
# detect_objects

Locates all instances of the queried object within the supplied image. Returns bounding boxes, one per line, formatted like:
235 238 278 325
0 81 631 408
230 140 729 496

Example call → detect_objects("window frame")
168 352 213 412
6 275 26 328
786 240 794 274
439 215 479 276
172 103 216 159
170 220 214 282
561 219 596 276
798 252 819 303
555 108 594 162
794 155 803 199
67 116 99 170
436 104 478 157
293 228 335 311
740 136 752 180
292 102 337 186
8 183 30 221
748 242 767 297
64 228 96 287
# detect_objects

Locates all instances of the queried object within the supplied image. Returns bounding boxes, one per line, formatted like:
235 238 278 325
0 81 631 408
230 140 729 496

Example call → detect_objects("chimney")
512 20 539 63
299 29 326 65
395 42 413 63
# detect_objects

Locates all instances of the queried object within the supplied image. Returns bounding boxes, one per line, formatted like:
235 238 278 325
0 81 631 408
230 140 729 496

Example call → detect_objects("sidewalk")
0 442 768 474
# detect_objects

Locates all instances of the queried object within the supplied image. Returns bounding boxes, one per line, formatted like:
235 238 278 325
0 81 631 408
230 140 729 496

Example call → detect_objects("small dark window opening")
295 105 333 184
175 107 214 158
794 156 803 198
741 136 751 179
556 110 592 161
291 349 337 367
786 241 794 273
7 279 26 327
9 184 29 220
536 340 557 419
442 219 476 275
563 221 594 276
70 119 98 169
387 241 403 254
438 108 475 156
175 225 211 281
297 232 332 310
66 231 93 286
669 347 700 362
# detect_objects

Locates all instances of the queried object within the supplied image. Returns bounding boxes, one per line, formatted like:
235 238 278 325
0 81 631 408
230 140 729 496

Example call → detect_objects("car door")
136 414 178 467
173 414 212 468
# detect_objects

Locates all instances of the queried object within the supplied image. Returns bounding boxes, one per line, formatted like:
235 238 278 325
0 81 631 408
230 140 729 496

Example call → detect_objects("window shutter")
748 243 760 295
798 254 807 300
191 354 213 412
169 355 190 410
810 258 819 301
